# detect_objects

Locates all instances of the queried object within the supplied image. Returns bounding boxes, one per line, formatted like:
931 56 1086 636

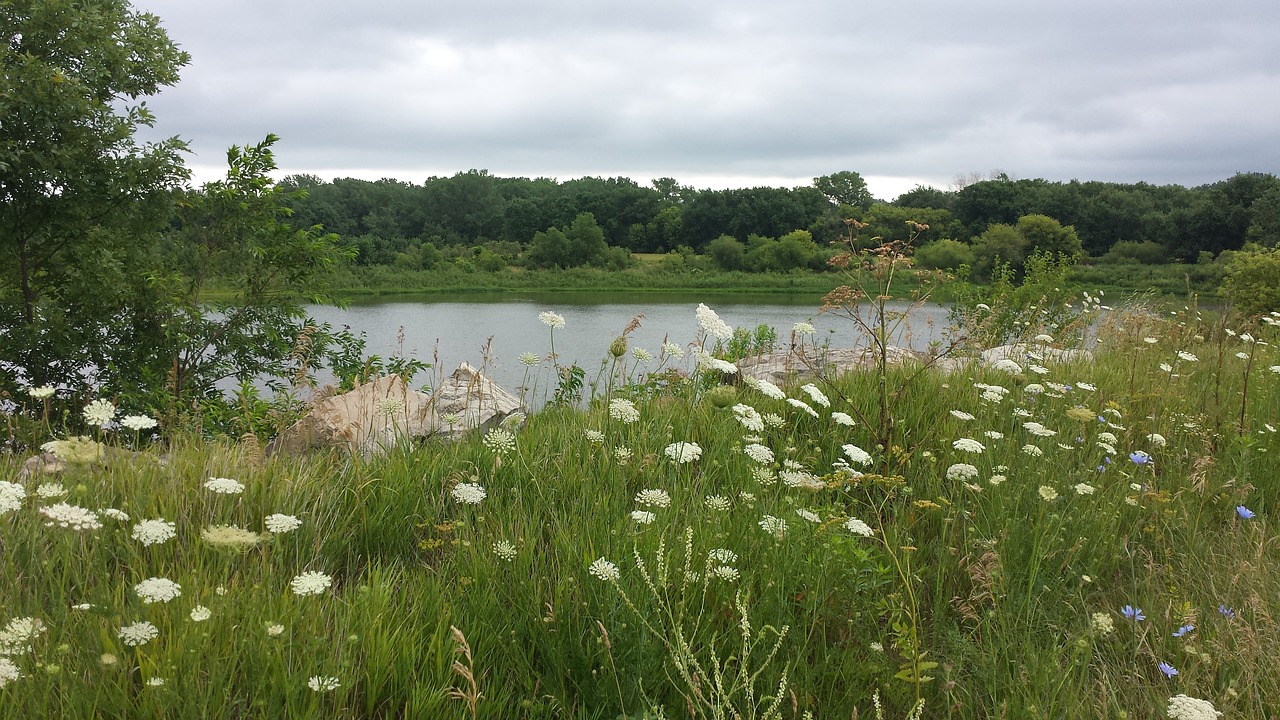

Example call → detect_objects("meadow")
2 297 1278 719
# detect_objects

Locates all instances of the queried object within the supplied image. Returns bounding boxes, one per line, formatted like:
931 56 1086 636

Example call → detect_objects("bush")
1222 247 1280 315
1101 240 1169 264
913 239 975 271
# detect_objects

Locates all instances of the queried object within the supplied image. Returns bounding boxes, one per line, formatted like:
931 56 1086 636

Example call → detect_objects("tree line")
280 169 1280 275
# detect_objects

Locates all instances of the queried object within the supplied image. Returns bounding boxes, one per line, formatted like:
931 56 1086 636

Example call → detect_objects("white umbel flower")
264 514 302 534
132 518 177 546
290 571 333 597
664 442 702 463
1166 694 1221 720
118 621 159 647
204 477 245 494
588 557 620 582
695 303 733 341
134 578 182 604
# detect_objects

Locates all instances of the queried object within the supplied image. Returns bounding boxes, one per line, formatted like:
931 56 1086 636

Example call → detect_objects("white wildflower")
845 517 875 537
842 444 873 466
946 463 979 481
82 399 116 427
118 621 159 647
695 303 733 341
451 482 487 505
121 415 158 432
39 503 101 531
786 397 820 418
799 384 830 408
290 571 333 597
538 311 566 330
743 443 775 465
132 519 177 546
190 606 212 622
631 510 656 525
952 438 985 454
588 558 620 582
744 377 786 401
664 442 702 463
732 404 765 432
204 477 245 495
308 676 341 693
134 578 182 604
758 515 787 539
1166 694 1221 720
264 514 302 534
608 398 640 424
635 489 671 508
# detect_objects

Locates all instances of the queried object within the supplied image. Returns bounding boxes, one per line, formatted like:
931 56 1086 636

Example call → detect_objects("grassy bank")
2 303 1275 718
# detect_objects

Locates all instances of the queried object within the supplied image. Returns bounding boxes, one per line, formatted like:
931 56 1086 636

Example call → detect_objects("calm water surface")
304 292 951 396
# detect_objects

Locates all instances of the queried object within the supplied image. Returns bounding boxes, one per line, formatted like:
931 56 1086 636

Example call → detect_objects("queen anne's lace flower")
733 404 765 432
290 571 333 596
538 311 566 330
608 398 640 424
952 438 985 454
134 578 182 604
132 519 176 546
744 377 786 401
308 676 341 692
1166 694 1221 720
0 657 20 688
0 482 26 515
118 621 159 647
631 510 656 525
39 503 101 531
842 444 873 466
799 384 830 408
786 398 820 418
743 443 774 465
664 442 702 463
190 606 212 622
758 514 787 539
264 514 302 534
451 482 487 505
204 477 245 495
845 517 875 537
82 399 116 427
695 303 733 341
121 415 158 431
946 463 979 481
588 558 620 582
634 489 671 508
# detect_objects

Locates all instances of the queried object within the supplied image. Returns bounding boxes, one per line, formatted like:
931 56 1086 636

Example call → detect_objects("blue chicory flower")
1121 605 1145 621
1237 505 1256 519
1219 604 1236 619
1172 624 1195 638
1129 450 1151 465
1158 661 1178 678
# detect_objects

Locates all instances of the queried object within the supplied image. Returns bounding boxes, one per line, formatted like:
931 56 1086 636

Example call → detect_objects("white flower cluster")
1166 694 1221 720
451 482 487 505
608 398 640 424
204 477 245 495
538 311 566 330
0 658 19 688
634 489 671 508
132 518 177 546
664 441 702 464
1023 421 1057 437
492 540 517 561
291 571 333 597
118 621 159 647
0 482 26 515
39 503 101 531
758 515 787 540
831 411 856 426
631 510 656 525
0 617 45 655
946 463 979 482
695 303 733 341
482 427 516 456
952 438 985 454
799 384 830 408
308 676 341 692
733 404 764 432
743 443 775 465
135 577 182 604
264 514 302 534
693 349 738 374
588 557 620 582
121 414 158 431
845 517 875 537
786 398 819 418
744 376 786 401
82 399 116 427
842 444 873 467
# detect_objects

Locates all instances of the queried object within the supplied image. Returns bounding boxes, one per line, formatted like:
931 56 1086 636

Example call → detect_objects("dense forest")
278 169 1280 277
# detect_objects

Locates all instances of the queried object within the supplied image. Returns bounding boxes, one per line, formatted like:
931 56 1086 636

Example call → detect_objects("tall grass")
2 301 1278 718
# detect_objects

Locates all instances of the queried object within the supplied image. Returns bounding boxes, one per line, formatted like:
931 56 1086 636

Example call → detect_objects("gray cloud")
132 0 1280 197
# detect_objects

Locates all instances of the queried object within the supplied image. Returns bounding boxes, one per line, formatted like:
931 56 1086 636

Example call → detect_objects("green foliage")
1222 247 1280 315
814 170 874 208
0 0 189 391
1100 240 1169 264
705 234 746 271
1016 213 1083 259
969 223 1027 281
913 239 975 271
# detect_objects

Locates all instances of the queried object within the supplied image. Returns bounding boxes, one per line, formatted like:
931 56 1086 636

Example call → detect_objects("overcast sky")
131 0 1280 201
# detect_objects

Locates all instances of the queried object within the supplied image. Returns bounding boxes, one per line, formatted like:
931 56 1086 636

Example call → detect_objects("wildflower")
308 676 341 692
744 376 786 401
1028 364 1050 375
100 653 118 665
1121 605 1146 622
662 342 685 359
518 352 541 367
733 404 765 432
190 606 212 622
0 482 26 515
1218 604 1235 619
799 384 830 408
1166 694 1222 720
201 525 263 549
786 397 819 418
950 410 975 421
781 469 822 490
482 427 516 456
613 446 632 464
743 443 774 465
0 617 45 654
265 514 303 534
1025 383 1045 394
634 489 671 508
584 429 605 444
1160 362 1174 373
146 677 165 687
709 565 740 581
989 474 1007 485
704 495 731 511
793 321 816 335
1038 486 1059 502
762 412 785 428
204 477 245 494
1074 483 1096 495
631 346 653 362
1022 422 1057 437
27 385 55 400
82 399 116 428
831 411 855 427
451 482 487 505
1172 624 1195 638
1090 612 1114 636
946 463 979 481
758 515 787 539
842 444 873 466
1076 382 1096 391
708 548 738 564
0 658 20 688
100 508 129 522
291 571 333 597
991 358 1023 374
984 430 1004 439
1129 450 1151 465
588 558 620 582
492 540 517 561
796 508 821 523
35 482 66 498
608 398 640 424
695 303 733 341
1236 505 1255 519
952 438 985 454
538 311 565 330
266 624 285 637
664 442 702 464
631 510 657 525
134 578 182 604
120 415 158 432
1176 351 1198 362
118 621 160 647
1158 661 1178 677
132 518 177 546
1022 444 1044 457
845 517 874 537
39 503 101 531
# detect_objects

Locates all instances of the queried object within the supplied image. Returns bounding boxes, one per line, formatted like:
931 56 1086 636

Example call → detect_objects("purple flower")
1129 451 1151 465
1121 605 1145 621
1219 604 1236 619
1158 661 1178 678
1237 505 1255 519
1172 624 1195 638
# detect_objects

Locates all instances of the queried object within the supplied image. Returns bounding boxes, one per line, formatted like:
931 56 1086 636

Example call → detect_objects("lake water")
302 292 952 399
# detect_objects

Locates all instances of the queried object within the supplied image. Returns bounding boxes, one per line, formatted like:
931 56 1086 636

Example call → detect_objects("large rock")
267 364 522 457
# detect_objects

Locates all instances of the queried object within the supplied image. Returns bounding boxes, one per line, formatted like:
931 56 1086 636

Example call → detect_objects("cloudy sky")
132 0 1280 201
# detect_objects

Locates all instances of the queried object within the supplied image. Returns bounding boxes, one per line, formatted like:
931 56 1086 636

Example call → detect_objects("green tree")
526 227 572 269
156 135 356 403
1 0 190 389
1016 214 1082 259
913 239 976 271
970 224 1028 281
814 171 873 209
564 212 608 266
1221 247 1280 315
705 234 745 271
